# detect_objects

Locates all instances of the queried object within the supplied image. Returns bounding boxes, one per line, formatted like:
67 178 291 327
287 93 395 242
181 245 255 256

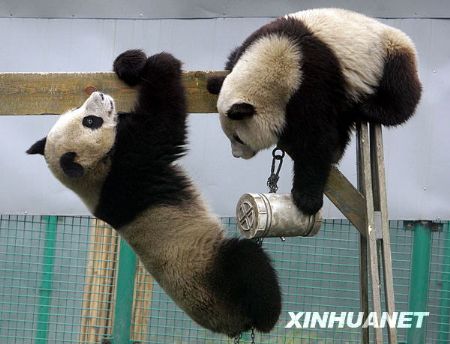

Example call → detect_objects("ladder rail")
358 122 383 344
370 124 397 343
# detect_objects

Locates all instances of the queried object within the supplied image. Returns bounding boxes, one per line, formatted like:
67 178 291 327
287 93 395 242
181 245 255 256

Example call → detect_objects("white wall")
0 6 449 220
1 0 449 19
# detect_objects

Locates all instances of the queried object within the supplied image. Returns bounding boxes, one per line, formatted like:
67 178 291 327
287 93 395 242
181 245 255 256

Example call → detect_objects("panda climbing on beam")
207 8 422 215
27 50 281 337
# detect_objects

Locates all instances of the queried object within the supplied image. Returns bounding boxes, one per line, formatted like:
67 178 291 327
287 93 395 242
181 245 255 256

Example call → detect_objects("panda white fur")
207 8 422 215
27 50 281 336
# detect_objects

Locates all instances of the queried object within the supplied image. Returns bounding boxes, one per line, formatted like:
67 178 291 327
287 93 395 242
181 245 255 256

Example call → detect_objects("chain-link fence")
0 215 448 343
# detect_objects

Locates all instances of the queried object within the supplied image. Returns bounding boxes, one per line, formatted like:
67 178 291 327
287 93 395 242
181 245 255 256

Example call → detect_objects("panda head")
27 92 117 206
208 34 302 159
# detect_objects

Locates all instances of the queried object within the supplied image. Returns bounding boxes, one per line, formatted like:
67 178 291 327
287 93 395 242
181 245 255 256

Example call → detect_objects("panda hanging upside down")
27 50 281 336
207 8 422 215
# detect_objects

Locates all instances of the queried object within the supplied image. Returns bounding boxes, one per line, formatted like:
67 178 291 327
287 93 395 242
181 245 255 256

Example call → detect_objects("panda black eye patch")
82 115 104 129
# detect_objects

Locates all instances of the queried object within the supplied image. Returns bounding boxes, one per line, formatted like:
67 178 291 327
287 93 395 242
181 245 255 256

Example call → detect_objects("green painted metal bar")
407 221 432 344
240 331 251 343
438 222 450 344
36 215 58 344
112 238 137 344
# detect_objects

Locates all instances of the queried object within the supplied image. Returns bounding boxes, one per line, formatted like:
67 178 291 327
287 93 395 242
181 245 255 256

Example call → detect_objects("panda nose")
92 92 104 100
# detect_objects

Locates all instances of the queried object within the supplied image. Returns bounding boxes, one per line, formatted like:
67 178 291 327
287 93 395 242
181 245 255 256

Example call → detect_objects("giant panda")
27 50 281 336
207 8 422 215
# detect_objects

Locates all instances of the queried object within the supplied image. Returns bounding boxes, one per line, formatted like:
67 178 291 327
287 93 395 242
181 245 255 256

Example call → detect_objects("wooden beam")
131 262 154 342
324 166 367 236
0 71 226 116
370 124 397 343
80 219 119 343
357 122 383 343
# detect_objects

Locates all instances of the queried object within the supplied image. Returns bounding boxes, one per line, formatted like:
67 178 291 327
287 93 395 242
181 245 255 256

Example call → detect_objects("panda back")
288 8 418 101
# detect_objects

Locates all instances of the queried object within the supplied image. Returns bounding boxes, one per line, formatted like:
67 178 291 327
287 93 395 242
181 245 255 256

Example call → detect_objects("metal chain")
233 329 256 344
254 237 263 246
235 149 285 344
267 147 286 242
267 148 285 193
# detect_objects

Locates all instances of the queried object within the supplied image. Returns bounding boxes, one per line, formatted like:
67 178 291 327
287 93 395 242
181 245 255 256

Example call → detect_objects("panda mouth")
108 99 115 114
233 134 245 145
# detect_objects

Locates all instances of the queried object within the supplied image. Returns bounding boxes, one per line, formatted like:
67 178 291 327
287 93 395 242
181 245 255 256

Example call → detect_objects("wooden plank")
356 123 370 344
359 234 370 344
324 166 367 236
370 124 398 344
0 71 227 116
357 122 383 343
131 262 154 342
80 219 119 344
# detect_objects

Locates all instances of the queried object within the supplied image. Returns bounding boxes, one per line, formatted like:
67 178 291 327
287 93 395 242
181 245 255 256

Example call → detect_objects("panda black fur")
27 50 281 336
207 8 422 215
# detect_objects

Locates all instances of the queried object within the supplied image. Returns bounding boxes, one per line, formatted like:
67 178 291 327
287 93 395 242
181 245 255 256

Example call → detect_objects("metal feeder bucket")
236 193 322 239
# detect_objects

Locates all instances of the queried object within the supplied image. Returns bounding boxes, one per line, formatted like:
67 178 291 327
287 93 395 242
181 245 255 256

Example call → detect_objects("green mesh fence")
0 215 449 343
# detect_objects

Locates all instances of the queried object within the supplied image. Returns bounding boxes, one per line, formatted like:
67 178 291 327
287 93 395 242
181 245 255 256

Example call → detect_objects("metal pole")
112 238 137 344
438 222 450 344
36 216 58 344
407 221 432 344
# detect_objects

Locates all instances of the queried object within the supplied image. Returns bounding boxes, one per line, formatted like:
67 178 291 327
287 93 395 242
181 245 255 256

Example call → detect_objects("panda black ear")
206 75 226 95
227 103 255 120
26 137 47 156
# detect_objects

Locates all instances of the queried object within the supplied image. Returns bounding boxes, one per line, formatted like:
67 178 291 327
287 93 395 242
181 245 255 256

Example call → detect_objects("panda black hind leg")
213 238 282 333
358 50 422 126
282 124 339 216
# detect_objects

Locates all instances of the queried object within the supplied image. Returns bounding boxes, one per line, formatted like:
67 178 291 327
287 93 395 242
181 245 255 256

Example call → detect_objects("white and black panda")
207 8 422 215
27 50 281 336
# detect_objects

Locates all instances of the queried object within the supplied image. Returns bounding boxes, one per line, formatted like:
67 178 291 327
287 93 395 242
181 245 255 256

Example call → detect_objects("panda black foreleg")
113 50 187 147
113 49 148 86
291 158 329 215
289 137 336 215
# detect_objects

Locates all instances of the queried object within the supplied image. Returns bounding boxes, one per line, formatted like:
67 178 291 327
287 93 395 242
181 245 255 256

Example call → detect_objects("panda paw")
113 49 148 86
292 189 323 215
145 52 182 80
